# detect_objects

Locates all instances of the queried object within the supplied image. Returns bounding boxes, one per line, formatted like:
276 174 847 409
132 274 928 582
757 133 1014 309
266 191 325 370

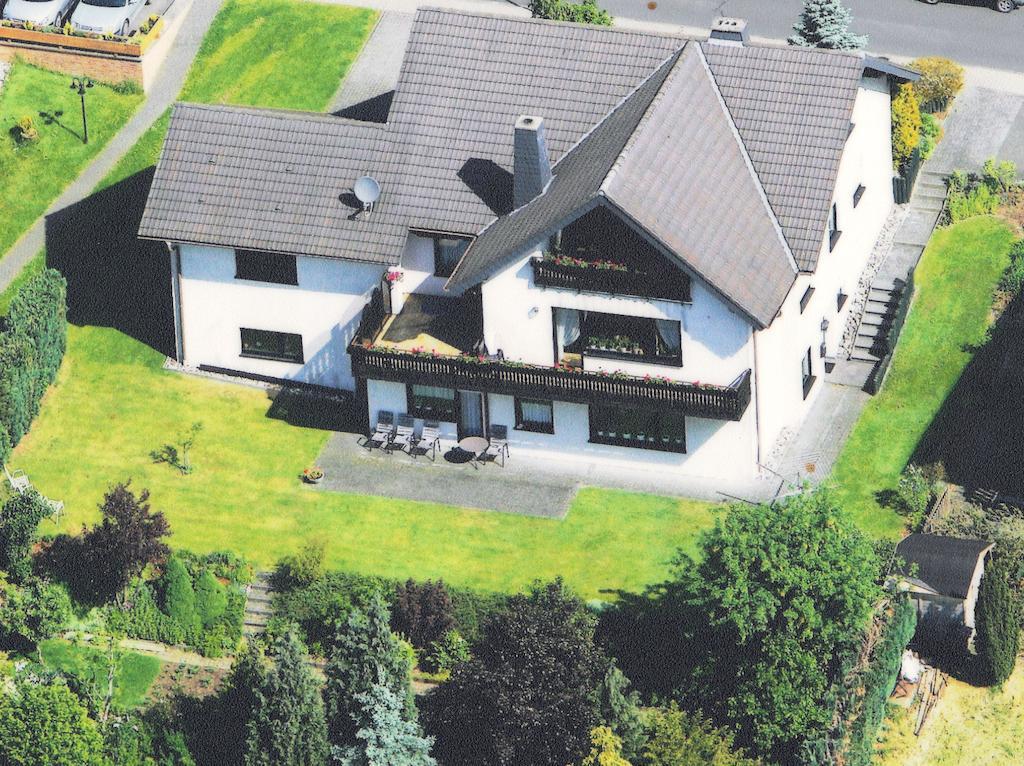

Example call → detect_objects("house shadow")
333 91 394 123
911 289 1024 497
44 167 176 358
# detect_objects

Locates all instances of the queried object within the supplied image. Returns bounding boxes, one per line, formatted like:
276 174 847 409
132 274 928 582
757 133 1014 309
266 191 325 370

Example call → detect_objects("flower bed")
0 14 165 59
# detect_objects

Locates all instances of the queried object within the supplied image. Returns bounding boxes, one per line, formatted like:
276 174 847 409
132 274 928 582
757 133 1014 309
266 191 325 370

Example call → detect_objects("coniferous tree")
597 664 645 763
333 682 435 766
215 641 267 766
324 594 416 749
975 555 1020 685
163 556 198 635
244 629 329 766
194 568 228 628
789 0 867 50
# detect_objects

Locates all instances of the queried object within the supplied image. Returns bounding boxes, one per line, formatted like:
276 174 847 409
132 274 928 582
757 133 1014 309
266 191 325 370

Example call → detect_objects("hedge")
0 269 67 457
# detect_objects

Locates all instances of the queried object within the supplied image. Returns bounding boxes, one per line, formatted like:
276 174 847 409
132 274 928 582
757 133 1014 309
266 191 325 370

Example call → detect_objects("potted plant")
303 467 325 484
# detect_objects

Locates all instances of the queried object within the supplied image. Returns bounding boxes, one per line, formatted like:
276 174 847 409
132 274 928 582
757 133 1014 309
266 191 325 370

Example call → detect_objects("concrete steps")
850 282 901 364
244 571 275 635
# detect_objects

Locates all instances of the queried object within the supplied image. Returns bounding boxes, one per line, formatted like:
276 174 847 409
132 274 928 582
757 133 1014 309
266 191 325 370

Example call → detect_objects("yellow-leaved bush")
891 83 922 172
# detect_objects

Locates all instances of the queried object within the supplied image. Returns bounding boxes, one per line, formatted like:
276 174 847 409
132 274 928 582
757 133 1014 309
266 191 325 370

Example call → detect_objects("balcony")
531 257 691 303
350 343 752 421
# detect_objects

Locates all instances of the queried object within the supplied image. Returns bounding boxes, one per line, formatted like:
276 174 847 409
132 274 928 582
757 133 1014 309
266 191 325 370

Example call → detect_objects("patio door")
457 390 486 439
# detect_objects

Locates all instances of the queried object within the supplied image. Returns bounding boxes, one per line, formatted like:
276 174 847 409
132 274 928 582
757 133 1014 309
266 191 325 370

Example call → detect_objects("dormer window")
432 235 471 278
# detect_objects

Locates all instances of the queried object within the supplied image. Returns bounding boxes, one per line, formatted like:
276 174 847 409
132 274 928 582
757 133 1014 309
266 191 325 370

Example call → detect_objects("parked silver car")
2 0 79 26
70 0 146 36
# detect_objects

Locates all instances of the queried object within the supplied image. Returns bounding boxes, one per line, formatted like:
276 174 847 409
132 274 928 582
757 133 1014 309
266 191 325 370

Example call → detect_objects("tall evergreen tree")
244 629 329 766
214 641 267 766
334 683 435 766
324 594 415 749
597 664 645 763
975 555 1020 685
789 0 867 50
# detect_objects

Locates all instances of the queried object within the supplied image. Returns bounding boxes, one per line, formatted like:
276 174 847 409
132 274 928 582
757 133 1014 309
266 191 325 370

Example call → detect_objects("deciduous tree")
580 726 631 766
0 490 50 581
0 680 106 765
642 703 756 766
392 579 456 652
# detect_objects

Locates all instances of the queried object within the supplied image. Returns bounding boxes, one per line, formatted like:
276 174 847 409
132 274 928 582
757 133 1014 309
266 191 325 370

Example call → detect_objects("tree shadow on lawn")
44 167 176 358
911 290 1024 498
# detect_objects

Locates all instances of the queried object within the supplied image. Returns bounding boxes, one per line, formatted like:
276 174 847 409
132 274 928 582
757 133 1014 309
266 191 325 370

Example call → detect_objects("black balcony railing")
531 258 691 303
350 344 751 421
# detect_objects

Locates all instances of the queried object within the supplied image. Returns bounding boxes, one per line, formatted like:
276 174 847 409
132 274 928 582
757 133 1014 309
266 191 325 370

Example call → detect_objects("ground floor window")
514 398 554 434
239 328 304 363
801 346 816 399
589 405 686 453
407 384 457 422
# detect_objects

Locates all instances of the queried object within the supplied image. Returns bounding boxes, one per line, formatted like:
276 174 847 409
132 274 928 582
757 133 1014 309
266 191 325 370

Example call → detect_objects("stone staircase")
243 571 274 636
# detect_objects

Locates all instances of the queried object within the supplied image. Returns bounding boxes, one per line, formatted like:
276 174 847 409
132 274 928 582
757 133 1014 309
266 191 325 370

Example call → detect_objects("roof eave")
863 56 920 82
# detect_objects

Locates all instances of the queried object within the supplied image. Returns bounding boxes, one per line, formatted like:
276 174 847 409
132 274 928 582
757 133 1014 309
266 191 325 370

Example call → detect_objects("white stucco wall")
177 244 384 389
480 251 754 386
753 73 895 458
389 232 451 313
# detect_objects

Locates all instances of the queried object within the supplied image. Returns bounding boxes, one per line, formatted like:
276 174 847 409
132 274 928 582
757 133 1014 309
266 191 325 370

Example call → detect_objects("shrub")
997 239 1024 297
896 464 934 531
194 568 227 628
391 579 456 651
0 424 10 465
0 490 51 581
110 79 143 95
276 539 325 586
0 577 73 654
982 157 1018 195
974 555 1020 685
920 113 941 160
891 84 922 172
946 180 1000 224
529 0 612 25
13 115 38 143
162 556 198 636
642 703 757 766
909 57 964 107
423 629 470 674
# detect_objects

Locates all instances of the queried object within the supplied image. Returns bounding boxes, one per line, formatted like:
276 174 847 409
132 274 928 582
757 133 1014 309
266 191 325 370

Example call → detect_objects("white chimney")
709 17 748 46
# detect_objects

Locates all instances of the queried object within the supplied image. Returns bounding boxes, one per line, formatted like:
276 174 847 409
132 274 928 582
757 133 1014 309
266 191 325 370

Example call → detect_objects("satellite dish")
353 175 381 211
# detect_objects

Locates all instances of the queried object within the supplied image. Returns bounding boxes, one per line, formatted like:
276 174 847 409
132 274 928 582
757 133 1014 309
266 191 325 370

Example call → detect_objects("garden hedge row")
0 269 67 464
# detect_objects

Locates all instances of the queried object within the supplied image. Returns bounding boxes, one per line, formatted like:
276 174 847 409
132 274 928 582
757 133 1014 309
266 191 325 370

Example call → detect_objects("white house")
138 11 918 482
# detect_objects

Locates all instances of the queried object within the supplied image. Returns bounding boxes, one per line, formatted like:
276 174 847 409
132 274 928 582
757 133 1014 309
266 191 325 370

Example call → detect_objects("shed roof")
895 534 993 600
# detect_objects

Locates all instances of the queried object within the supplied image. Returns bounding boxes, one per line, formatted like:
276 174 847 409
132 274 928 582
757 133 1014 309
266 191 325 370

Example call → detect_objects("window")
837 290 849 312
514 398 554 434
407 384 457 422
240 328 304 363
556 309 682 367
801 346 815 399
828 203 841 252
799 286 815 314
235 249 298 285
432 236 471 278
589 405 686 453
853 184 866 208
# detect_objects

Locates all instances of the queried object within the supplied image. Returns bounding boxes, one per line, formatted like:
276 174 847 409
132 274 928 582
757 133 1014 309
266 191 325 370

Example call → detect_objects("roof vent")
709 17 748 46
513 115 552 209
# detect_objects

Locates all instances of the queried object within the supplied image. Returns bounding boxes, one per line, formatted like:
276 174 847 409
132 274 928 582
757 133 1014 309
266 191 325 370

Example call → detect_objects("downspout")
167 242 185 364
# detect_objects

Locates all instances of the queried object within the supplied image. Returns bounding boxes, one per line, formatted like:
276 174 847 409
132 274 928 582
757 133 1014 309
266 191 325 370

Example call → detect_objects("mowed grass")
0 64 142 260
179 0 376 110
875 662 1024 765
39 639 162 710
831 216 1016 538
12 326 717 598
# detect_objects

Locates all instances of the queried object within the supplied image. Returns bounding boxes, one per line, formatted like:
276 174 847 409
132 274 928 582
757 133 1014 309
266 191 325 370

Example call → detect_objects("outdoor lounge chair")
43 497 64 523
410 420 441 461
365 411 395 451
481 425 510 467
388 414 416 454
3 464 30 494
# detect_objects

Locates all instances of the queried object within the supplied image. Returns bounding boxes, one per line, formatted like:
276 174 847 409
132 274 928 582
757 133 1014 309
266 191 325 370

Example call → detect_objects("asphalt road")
500 0 1024 72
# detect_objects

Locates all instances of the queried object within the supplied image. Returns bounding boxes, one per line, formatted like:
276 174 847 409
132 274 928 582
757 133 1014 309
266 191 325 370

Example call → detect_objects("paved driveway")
928 87 1024 177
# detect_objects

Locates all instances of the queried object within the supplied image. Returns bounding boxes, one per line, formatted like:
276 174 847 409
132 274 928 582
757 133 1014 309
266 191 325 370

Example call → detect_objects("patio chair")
364 411 395 451
481 425 510 467
3 464 30 494
410 420 441 461
43 497 64 523
388 414 416 455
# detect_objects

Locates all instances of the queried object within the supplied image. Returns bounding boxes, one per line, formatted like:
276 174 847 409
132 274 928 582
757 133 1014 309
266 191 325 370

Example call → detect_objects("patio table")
457 435 489 468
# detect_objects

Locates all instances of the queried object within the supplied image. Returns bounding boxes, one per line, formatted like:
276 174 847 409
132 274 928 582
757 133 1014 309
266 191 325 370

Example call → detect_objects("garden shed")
895 533 993 634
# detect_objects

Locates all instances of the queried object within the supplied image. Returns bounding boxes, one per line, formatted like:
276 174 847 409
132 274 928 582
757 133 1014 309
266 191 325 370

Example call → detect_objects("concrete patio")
311 430 784 517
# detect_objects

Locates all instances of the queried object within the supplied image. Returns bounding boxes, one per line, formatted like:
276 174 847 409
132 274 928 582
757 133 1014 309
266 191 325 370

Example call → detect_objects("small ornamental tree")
0 490 51 581
580 726 631 766
324 594 416 749
643 703 756 766
392 579 456 651
789 0 867 51
0 680 106 766
908 57 965 107
529 0 612 26
427 579 606 766
333 682 436 766
892 84 923 172
686 489 880 762
81 482 170 602
244 629 329 766
974 555 1020 686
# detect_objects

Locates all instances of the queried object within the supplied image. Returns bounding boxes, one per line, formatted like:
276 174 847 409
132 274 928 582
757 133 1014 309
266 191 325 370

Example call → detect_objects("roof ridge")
695 45 798 274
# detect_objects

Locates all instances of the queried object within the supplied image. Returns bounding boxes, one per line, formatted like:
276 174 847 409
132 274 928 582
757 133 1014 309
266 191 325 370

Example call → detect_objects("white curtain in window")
655 319 681 356
521 400 552 426
554 309 582 358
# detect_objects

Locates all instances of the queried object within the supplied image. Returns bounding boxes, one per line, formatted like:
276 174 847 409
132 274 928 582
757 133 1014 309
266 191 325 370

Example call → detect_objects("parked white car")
2 0 79 26
70 0 146 36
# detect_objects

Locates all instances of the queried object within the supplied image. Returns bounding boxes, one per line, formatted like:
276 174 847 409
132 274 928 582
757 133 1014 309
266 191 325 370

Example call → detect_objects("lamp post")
70 77 94 145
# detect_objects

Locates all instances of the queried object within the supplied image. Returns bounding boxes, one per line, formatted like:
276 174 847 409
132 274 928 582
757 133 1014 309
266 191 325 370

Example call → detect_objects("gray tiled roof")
138 103 407 263
701 42 863 270
451 46 796 327
895 534 992 600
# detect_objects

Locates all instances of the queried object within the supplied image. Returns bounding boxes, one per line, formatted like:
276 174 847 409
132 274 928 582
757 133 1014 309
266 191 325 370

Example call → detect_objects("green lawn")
831 216 1016 538
39 639 162 710
12 326 717 598
0 65 142 261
